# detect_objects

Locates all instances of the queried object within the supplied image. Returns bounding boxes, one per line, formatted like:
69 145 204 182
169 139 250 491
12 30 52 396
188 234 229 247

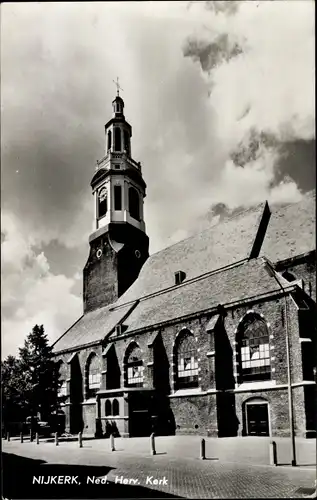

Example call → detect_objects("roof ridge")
149 202 266 259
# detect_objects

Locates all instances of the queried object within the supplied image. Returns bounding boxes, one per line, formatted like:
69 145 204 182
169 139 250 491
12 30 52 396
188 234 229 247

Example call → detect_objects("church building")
53 93 316 439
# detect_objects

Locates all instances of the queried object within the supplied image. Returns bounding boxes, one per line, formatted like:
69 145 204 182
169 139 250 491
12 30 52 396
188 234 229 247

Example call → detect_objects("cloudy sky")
1 1 315 358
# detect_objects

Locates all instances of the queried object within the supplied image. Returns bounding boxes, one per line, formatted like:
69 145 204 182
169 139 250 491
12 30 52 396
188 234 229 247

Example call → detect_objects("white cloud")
1 2 314 356
1 211 82 358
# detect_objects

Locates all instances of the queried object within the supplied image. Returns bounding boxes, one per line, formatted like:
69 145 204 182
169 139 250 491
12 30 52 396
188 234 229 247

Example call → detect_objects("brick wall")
55 344 103 435
55 285 314 437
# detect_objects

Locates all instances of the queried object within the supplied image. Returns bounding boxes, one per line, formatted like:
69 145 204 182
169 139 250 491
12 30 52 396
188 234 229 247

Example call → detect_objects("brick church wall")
55 277 313 438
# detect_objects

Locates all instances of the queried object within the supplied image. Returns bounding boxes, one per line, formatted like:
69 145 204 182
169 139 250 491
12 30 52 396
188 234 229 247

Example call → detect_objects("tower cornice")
90 167 146 191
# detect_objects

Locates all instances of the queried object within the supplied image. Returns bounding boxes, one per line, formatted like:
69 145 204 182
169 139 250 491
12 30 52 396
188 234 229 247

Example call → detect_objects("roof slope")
260 191 315 262
52 192 315 353
52 302 135 353
114 258 284 335
115 203 267 305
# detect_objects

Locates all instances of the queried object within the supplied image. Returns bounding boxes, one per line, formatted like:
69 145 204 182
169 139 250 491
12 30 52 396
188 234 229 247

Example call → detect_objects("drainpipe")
283 293 297 466
264 260 297 466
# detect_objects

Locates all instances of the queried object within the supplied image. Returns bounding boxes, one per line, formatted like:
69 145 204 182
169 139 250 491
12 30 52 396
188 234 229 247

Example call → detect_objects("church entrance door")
246 402 269 436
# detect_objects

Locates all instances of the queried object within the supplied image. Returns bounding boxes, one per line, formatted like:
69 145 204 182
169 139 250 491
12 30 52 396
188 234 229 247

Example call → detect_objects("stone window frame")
85 351 101 399
123 341 144 388
56 360 68 398
172 328 199 391
235 310 272 385
104 398 120 417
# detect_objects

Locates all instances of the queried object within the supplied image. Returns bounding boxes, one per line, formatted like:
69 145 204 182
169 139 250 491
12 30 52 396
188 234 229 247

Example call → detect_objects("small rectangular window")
175 271 186 285
114 185 122 211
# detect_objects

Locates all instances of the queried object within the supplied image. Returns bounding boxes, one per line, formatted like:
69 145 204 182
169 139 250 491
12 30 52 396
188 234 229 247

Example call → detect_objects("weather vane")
113 77 123 96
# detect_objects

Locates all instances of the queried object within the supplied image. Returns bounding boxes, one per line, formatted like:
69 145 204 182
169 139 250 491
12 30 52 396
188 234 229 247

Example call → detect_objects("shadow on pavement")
2 452 183 499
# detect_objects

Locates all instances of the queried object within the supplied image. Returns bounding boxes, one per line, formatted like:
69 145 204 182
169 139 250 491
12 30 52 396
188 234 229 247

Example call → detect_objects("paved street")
2 436 316 498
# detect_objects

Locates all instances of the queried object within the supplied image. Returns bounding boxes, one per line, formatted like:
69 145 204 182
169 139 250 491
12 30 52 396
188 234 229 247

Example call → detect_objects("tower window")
107 130 112 151
129 186 140 221
114 127 121 151
124 130 130 155
98 188 108 219
114 185 122 211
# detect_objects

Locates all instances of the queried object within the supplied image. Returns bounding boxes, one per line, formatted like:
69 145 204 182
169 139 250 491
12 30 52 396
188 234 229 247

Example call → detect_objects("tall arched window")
114 127 121 151
57 361 67 397
87 354 101 397
126 345 144 387
107 130 112 151
113 399 119 416
237 313 271 383
128 187 140 221
105 400 112 416
175 332 199 390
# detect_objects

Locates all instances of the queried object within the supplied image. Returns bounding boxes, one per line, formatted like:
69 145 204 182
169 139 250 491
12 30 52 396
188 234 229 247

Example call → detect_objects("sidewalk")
82 435 316 468
2 437 316 499
6 435 316 467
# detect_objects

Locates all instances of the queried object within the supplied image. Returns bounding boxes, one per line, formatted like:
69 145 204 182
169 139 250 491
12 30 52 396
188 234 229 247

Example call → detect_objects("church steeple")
83 90 149 314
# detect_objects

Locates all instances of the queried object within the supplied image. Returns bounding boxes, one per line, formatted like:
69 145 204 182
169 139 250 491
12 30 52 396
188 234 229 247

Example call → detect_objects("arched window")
114 127 121 151
128 187 140 221
124 130 130 155
126 345 144 387
107 130 112 151
237 313 271 383
105 400 112 416
98 187 107 219
175 332 199 390
113 399 119 416
57 361 67 397
87 354 101 397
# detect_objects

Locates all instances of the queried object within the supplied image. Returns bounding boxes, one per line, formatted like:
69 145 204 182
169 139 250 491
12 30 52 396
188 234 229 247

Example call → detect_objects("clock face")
99 188 107 202
96 248 103 259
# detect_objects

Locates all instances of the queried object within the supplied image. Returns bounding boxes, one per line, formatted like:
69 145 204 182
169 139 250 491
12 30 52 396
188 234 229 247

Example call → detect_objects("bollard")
20 432 23 443
30 429 33 442
200 438 206 460
55 432 59 446
7 432 10 442
78 431 83 448
110 433 115 452
269 440 277 466
36 432 39 445
150 432 156 456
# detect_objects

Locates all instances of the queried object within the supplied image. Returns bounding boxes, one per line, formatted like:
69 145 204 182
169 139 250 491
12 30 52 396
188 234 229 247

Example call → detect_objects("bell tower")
83 88 149 313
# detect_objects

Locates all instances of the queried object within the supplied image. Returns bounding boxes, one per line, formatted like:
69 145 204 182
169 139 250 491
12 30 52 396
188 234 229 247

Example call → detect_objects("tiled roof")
260 191 315 262
52 302 135 353
115 203 267 305
111 259 284 336
53 192 315 353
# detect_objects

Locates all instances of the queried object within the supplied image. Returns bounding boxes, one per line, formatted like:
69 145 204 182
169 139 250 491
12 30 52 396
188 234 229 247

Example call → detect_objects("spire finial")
113 76 123 97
